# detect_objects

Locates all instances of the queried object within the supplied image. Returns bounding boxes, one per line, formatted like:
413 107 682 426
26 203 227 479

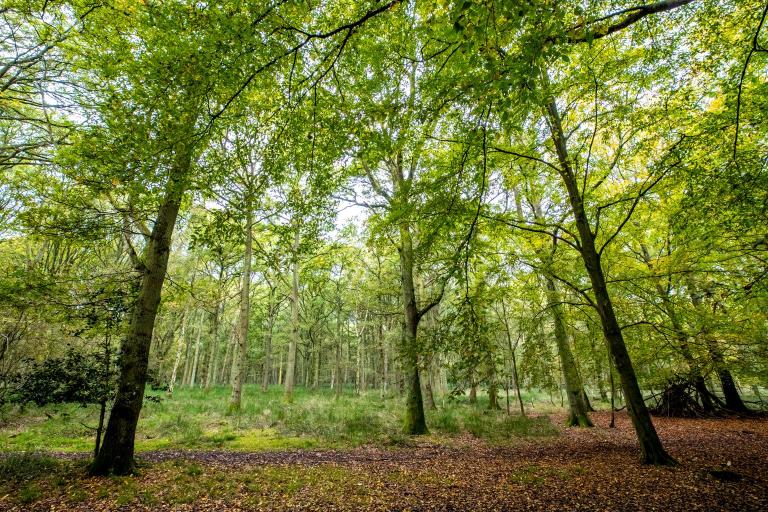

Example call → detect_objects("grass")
0 384 564 454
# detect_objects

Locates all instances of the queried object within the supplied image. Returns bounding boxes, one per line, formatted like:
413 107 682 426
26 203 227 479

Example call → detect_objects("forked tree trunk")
90 138 193 476
544 95 674 465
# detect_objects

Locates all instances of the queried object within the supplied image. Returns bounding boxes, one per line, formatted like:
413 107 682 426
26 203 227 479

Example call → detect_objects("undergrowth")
0 385 561 452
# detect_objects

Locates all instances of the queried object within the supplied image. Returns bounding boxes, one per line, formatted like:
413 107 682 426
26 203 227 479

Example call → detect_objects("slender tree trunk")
312 337 320 390
168 308 188 395
284 227 300 402
526 191 591 426
190 310 203 386
221 319 236 386
356 324 363 395
609 350 616 428
90 136 193 476
229 200 253 413
544 94 673 465
545 278 593 426
381 320 388 397
261 283 275 392
500 300 525 416
204 273 224 390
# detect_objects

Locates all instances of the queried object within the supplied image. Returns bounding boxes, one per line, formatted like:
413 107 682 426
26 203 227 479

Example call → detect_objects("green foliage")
8 349 114 407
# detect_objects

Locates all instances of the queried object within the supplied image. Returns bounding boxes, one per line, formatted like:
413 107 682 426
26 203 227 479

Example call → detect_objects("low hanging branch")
733 1 768 159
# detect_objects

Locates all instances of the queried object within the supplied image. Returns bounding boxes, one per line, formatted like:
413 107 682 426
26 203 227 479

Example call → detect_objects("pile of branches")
649 378 718 418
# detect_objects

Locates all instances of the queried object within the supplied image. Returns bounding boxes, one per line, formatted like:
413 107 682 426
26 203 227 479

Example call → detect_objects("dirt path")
6 412 768 511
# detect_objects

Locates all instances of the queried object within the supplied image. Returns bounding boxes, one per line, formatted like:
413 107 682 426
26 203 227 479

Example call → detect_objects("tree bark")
546 277 593 426
399 223 428 434
229 198 253 413
284 226 300 402
90 137 193 476
189 312 204 386
543 94 673 464
168 308 188 395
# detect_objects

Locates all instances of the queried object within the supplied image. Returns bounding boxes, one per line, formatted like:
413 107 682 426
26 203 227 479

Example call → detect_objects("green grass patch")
1 385 560 455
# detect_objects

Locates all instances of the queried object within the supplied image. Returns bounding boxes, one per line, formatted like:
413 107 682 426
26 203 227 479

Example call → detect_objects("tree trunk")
284 227 300 402
168 308 188 395
399 224 428 434
688 282 748 413
424 363 437 410
189 312 203 386
261 283 275 392
229 200 253 413
204 273 224 390
545 277 593 426
312 337 320 390
544 95 673 465
90 138 192 476
526 190 591 426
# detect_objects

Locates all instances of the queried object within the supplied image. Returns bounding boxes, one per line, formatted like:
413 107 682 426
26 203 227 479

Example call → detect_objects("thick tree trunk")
469 380 477 404
488 370 500 411
544 95 673 465
90 140 192 476
229 201 253 412
399 224 428 434
284 227 300 402
424 363 437 410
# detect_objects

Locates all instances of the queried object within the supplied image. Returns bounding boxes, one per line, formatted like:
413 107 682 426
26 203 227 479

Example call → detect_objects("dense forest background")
1 0 767 484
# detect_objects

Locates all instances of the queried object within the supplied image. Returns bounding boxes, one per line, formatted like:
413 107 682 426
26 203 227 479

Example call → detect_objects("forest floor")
1 411 767 511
